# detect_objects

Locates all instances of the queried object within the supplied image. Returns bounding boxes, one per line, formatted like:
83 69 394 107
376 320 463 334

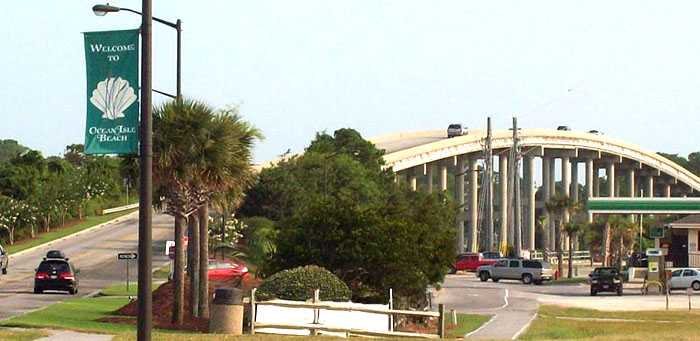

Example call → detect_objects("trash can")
209 287 244 334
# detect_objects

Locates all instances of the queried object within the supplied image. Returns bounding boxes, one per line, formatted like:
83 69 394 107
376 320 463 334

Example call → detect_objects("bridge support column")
562 156 571 251
440 161 448 191
585 159 594 223
455 157 466 253
542 156 552 252
570 159 579 250
409 169 418 191
606 163 616 198
626 168 636 222
524 155 535 251
425 163 433 193
645 176 655 198
499 154 508 254
593 165 600 197
549 158 556 251
664 183 672 198
469 158 479 252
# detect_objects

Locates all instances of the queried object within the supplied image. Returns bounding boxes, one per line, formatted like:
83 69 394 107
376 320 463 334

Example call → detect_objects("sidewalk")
37 330 113 341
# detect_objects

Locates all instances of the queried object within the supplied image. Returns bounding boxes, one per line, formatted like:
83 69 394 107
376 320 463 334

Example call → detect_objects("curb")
8 210 140 260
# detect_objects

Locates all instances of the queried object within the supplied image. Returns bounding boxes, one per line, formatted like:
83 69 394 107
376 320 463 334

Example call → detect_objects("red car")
207 259 249 279
448 253 499 273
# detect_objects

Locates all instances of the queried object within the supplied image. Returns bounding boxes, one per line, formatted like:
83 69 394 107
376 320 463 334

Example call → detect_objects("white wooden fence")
250 288 445 338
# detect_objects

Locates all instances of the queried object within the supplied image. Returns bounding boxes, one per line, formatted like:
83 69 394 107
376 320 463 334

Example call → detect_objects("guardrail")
250 288 445 338
102 203 139 215
531 250 592 265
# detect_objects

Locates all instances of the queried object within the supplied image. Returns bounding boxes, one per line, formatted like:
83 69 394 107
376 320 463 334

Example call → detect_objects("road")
436 274 539 340
437 273 700 339
0 212 173 320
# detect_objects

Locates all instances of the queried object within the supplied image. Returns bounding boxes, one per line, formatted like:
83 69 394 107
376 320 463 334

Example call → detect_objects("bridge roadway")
0 212 173 321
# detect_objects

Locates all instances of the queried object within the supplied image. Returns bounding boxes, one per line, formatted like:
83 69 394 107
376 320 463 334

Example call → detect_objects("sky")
1 1 700 164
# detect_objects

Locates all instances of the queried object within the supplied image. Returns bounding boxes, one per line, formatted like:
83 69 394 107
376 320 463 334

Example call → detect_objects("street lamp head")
92 4 120 16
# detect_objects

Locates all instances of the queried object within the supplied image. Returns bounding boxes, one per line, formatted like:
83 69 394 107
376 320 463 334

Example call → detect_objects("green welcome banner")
84 29 139 155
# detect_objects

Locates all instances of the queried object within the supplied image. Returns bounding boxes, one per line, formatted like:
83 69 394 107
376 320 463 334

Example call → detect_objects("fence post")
250 288 257 335
450 308 457 325
312 289 320 336
388 288 394 332
438 304 445 338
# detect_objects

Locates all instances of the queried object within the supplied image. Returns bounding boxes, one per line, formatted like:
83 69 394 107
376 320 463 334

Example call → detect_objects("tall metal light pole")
512 117 522 257
485 117 494 251
92 4 182 100
92 4 182 337
138 0 152 339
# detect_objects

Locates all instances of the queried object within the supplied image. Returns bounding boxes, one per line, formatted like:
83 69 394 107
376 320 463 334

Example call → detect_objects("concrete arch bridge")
367 129 700 253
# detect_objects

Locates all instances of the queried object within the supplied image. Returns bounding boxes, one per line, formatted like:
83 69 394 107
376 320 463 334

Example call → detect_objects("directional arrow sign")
118 253 138 260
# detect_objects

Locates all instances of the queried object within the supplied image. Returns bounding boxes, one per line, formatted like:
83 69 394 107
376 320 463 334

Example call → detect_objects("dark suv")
34 258 79 294
589 267 622 296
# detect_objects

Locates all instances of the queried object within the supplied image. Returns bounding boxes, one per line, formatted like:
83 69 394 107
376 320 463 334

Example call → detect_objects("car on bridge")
448 253 499 273
0 244 8 274
477 259 553 285
447 124 468 138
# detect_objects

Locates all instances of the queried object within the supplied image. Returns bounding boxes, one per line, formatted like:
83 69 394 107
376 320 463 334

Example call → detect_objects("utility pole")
512 117 522 257
485 117 494 251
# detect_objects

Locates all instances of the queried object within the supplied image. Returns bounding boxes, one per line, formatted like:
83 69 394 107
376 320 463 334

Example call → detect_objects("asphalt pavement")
436 274 540 340
0 211 173 321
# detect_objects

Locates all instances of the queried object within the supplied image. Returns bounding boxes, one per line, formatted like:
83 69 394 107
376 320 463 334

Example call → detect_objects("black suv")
34 258 79 294
589 267 622 296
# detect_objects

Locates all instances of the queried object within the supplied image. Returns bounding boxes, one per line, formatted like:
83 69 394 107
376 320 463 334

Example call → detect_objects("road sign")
118 253 138 260
650 226 665 238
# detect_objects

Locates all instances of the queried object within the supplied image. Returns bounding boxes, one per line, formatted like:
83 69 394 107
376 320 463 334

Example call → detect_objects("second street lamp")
92 4 182 100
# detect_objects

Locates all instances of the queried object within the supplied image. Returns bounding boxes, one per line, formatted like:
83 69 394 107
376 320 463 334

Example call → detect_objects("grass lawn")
153 263 171 280
0 296 135 335
5 209 137 254
521 305 700 340
1 280 491 340
0 328 49 341
446 313 492 337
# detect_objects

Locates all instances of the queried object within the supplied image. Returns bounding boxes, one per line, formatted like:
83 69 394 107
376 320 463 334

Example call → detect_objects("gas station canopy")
587 198 700 214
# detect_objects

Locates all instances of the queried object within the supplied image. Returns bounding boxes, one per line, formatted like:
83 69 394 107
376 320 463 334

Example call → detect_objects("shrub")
255 265 351 302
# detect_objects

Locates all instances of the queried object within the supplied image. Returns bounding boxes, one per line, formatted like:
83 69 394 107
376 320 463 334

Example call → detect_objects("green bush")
255 265 351 302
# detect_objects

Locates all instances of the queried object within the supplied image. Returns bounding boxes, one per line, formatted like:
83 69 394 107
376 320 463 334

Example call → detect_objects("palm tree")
189 106 261 318
153 99 212 324
536 215 550 263
545 194 582 278
563 222 587 278
608 215 636 269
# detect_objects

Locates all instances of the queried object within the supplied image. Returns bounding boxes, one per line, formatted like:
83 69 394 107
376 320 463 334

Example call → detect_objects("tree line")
0 143 131 245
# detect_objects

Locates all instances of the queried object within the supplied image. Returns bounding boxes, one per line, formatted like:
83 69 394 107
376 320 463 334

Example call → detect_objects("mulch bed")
99 275 263 332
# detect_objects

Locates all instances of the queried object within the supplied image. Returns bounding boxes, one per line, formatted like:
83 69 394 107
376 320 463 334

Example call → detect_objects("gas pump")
643 248 668 294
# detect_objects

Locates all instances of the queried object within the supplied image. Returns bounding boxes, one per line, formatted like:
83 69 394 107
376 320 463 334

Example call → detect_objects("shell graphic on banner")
90 77 137 120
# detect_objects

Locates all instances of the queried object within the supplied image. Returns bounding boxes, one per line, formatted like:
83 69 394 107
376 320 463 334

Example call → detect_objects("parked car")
34 257 80 294
186 259 249 280
557 125 571 131
477 259 553 285
447 124 468 138
480 251 503 260
448 253 499 273
0 244 8 274
208 259 249 279
668 268 700 291
589 267 622 296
